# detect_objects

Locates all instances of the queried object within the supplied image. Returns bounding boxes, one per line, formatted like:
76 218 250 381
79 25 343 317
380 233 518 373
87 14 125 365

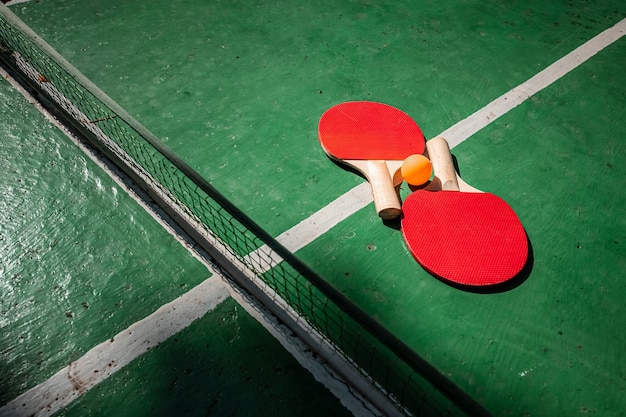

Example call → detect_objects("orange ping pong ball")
401 154 432 186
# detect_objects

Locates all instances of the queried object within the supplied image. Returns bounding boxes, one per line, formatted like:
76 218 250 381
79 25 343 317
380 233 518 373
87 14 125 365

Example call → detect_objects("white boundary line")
3 1 32 6
440 17 626 149
244 182 372 269
1 15 624 417
4 0 31 7
0 278 231 417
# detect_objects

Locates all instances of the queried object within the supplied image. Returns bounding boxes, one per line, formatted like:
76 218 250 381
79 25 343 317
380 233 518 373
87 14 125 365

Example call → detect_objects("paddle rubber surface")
318 101 425 160
402 190 529 286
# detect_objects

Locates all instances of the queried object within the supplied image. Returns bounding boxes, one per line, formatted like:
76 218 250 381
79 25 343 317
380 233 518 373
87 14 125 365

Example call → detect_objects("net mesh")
0 5 487 417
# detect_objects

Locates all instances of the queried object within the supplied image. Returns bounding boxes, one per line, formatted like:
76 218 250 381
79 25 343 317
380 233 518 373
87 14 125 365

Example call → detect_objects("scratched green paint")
5 0 626 416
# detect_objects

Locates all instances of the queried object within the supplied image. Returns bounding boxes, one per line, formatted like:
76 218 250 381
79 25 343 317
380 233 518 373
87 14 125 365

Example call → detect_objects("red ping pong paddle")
318 101 426 220
401 137 528 286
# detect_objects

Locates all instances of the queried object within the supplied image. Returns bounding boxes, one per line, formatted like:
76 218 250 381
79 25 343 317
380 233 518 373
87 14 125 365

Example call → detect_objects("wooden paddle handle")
425 137 460 191
368 160 402 219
